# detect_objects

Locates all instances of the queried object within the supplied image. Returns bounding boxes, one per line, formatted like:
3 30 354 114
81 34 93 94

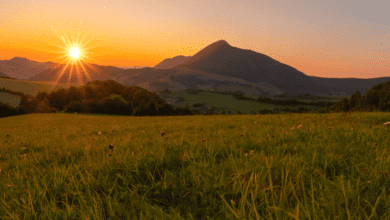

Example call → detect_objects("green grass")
168 91 324 114
1 112 390 219
0 92 21 107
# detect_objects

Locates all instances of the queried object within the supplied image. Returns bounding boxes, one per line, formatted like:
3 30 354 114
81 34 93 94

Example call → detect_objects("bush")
64 102 83 113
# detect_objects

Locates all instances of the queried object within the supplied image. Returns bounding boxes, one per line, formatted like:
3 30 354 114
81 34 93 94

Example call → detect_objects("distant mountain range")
3 40 390 96
116 66 151 69
0 57 59 80
154 55 191 69
0 71 10 78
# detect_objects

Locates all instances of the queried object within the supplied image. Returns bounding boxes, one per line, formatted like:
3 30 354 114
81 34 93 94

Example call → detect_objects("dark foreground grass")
0 112 390 219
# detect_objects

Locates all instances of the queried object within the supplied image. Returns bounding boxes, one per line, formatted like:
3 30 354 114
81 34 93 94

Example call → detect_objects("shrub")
64 102 83 113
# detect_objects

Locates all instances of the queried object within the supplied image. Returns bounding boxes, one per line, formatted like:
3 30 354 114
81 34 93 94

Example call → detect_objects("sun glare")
47 20 101 87
69 47 81 59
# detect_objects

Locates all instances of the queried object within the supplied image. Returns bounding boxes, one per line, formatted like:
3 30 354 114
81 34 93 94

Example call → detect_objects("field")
0 92 21 107
167 91 325 114
1 112 390 219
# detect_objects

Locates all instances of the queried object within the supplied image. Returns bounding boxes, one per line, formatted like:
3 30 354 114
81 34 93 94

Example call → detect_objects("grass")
168 91 324 114
0 92 21 107
1 112 390 219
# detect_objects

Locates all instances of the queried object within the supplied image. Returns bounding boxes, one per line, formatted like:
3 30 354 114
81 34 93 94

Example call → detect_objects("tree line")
0 80 192 118
1 79 389 118
329 80 390 112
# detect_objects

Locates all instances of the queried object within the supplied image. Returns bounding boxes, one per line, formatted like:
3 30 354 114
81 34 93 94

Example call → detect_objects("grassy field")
1 112 390 219
168 91 324 114
0 92 21 107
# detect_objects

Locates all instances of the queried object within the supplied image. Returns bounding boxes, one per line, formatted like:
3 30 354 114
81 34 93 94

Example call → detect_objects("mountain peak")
212 40 230 46
154 55 191 69
10 57 29 61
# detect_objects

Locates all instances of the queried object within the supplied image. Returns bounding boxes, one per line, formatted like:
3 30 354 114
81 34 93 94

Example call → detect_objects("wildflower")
297 124 303 129
245 154 248 157
291 127 295 130
21 154 27 157
116 161 120 164
161 131 165 136
250 150 254 155
383 122 390 126
98 131 101 135
202 138 206 142
351 128 353 130
109 153 112 156
254 122 257 124
21 147 26 150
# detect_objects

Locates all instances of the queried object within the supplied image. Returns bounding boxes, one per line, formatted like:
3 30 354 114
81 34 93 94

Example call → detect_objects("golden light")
47 21 101 87
69 47 81 59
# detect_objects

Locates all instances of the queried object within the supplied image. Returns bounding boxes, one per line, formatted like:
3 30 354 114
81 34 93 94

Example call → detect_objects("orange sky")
0 0 389 78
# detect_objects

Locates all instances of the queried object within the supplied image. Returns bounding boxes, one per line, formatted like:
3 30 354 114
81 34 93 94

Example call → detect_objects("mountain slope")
154 55 191 69
0 57 59 80
308 76 390 95
177 40 327 94
29 63 116 84
0 71 10 78
15 40 390 96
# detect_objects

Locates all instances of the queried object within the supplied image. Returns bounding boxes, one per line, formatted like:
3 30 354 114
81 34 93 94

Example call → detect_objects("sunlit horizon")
0 0 389 79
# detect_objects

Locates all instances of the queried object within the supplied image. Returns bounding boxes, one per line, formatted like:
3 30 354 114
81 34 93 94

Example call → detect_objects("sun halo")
69 47 81 59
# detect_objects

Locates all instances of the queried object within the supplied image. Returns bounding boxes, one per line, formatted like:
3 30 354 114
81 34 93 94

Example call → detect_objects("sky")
0 0 389 79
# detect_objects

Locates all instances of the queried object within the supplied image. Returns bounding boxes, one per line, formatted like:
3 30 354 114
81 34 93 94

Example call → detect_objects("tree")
349 91 362 111
35 98 56 113
64 102 83 113
379 91 390 111
36 91 49 101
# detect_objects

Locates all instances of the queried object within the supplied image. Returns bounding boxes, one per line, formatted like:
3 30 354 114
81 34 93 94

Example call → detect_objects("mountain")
0 71 10 78
154 55 191 69
176 40 328 94
0 57 59 80
25 40 390 96
29 63 115 83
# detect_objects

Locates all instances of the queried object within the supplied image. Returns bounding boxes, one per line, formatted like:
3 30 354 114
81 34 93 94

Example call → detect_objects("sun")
47 21 101 87
69 47 81 59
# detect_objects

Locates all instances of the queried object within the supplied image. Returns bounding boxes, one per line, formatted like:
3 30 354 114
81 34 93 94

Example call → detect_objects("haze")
0 0 389 79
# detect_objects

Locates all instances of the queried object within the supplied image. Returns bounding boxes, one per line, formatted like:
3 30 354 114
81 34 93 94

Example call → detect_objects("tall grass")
1 112 390 219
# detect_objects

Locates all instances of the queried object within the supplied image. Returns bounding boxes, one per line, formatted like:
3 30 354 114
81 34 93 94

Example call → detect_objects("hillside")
15 40 390 96
154 55 191 69
0 57 59 80
0 71 10 78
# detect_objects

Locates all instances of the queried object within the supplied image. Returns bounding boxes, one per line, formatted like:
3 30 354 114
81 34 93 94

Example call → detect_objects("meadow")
0 92 21 108
1 112 390 219
167 91 325 114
